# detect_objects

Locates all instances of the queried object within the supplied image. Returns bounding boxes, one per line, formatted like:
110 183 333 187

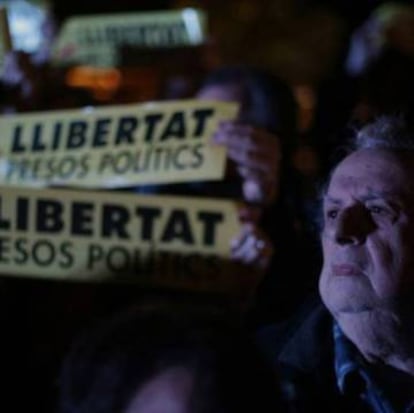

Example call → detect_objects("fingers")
242 179 278 205
214 121 281 154
238 205 263 223
227 145 278 174
230 224 274 270
236 165 279 187
214 121 276 148
213 121 281 175
216 127 280 164
236 162 279 204
213 121 282 204
2 51 36 87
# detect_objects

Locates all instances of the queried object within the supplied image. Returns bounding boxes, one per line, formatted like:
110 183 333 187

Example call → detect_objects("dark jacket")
258 298 371 413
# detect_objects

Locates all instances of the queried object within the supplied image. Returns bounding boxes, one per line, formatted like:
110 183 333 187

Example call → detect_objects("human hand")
346 5 414 77
2 51 31 86
2 51 41 100
213 121 281 205
345 16 384 76
230 222 274 272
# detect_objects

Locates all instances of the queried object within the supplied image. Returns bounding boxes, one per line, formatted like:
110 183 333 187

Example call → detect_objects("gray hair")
354 115 414 151
315 115 414 232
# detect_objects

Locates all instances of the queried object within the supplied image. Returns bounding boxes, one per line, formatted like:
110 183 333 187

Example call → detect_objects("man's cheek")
367 237 388 269
320 232 332 253
367 238 397 297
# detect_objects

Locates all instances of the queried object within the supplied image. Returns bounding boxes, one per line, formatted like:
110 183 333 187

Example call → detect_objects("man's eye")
368 204 399 223
326 210 338 220
369 205 388 216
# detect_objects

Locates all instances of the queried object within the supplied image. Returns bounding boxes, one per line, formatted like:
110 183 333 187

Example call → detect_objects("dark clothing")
333 323 414 413
258 298 414 413
258 299 344 413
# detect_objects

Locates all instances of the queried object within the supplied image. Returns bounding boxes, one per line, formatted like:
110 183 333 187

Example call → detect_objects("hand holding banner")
0 186 249 294
0 99 238 187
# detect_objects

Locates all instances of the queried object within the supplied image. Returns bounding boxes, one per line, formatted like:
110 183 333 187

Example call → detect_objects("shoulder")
257 296 333 372
256 297 343 412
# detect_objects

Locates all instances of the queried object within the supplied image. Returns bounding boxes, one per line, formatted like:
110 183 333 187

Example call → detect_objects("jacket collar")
277 301 334 374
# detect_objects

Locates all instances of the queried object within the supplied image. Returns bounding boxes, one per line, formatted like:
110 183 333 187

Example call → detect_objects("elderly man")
260 115 414 412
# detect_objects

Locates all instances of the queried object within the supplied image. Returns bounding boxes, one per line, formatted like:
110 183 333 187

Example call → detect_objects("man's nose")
333 206 375 245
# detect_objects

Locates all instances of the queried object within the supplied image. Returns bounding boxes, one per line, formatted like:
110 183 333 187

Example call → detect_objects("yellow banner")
52 9 207 67
0 100 238 188
0 186 246 293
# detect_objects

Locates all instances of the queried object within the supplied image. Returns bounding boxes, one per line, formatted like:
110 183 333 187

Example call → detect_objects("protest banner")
0 186 249 294
52 8 207 67
0 99 238 188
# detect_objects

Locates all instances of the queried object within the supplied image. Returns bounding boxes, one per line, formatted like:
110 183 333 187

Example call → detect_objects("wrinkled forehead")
327 149 414 199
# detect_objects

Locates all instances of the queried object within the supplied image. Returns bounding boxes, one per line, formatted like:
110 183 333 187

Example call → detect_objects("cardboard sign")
52 8 207 67
0 186 246 293
0 100 238 188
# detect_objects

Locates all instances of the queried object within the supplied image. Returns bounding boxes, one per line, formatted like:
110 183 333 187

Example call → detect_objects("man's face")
319 149 414 317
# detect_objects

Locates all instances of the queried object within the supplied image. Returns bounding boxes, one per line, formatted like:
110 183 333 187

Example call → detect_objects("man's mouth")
332 264 364 276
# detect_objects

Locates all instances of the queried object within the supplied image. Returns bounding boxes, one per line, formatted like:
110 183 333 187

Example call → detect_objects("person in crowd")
342 3 414 129
345 3 414 79
147 66 321 322
196 66 296 206
58 302 284 413
307 3 414 176
1 36 313 291
0 5 96 113
141 66 292 269
0 50 95 113
259 115 414 412
196 66 303 280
